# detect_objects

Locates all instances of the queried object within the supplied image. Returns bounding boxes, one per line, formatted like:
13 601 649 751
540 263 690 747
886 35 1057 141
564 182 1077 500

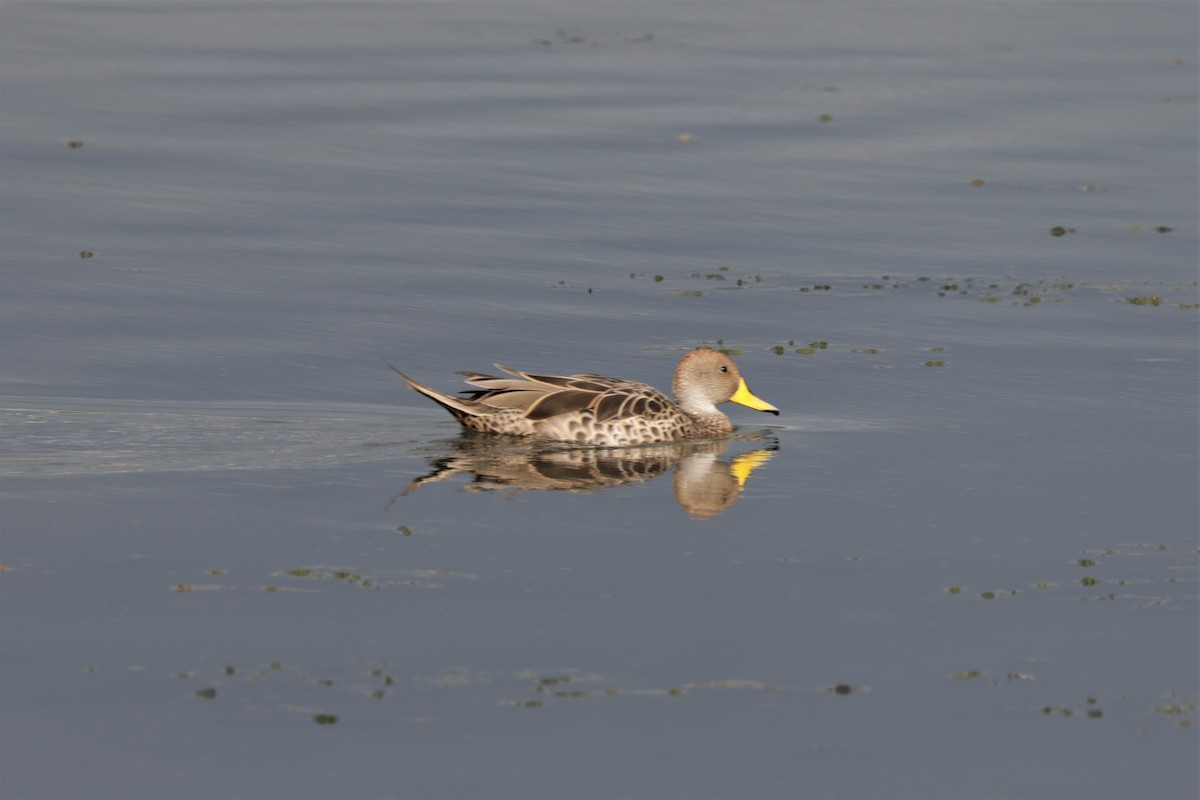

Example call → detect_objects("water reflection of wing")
395 432 777 520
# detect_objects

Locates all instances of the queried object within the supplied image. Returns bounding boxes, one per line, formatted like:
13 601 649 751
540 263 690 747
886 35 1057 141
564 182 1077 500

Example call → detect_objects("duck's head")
673 350 780 416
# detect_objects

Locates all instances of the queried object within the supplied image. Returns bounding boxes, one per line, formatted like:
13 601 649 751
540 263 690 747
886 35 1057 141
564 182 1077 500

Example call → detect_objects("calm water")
1 2 1197 799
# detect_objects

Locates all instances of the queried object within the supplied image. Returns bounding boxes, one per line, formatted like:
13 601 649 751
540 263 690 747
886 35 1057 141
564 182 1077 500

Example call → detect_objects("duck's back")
462 369 696 445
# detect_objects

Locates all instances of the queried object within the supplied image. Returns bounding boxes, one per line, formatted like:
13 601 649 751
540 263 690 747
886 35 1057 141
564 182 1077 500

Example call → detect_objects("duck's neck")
675 393 733 434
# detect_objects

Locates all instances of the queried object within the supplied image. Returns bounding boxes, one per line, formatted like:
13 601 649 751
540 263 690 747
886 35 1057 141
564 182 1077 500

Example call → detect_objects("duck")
391 349 779 447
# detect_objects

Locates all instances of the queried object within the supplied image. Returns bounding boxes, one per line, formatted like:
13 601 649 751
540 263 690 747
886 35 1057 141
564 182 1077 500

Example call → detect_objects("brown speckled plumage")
392 350 779 446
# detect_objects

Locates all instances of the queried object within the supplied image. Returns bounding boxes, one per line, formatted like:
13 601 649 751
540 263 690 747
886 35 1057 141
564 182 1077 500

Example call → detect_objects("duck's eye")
719 366 728 373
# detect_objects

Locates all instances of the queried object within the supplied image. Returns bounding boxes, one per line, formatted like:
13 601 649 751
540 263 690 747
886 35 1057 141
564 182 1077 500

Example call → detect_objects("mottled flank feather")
392 350 779 447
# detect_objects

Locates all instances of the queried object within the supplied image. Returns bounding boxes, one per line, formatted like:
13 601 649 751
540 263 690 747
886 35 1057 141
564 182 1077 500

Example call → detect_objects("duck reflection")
395 432 777 519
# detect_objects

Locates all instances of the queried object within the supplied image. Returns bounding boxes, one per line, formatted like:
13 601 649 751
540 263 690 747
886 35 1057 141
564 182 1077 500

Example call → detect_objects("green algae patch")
1155 691 1195 727
515 699 543 708
1040 695 1118 721
691 271 1195 312
948 668 1037 687
825 683 868 695
696 339 743 356
163 659 789 727
512 671 780 705
274 566 477 590
767 340 829 356
699 679 776 692
946 586 1019 600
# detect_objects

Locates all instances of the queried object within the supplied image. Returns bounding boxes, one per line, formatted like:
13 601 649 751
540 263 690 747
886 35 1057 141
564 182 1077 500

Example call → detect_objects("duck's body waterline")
393 350 779 447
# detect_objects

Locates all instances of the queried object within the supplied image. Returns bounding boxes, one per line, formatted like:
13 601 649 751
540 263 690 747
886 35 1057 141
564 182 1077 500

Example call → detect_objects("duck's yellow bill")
730 379 780 415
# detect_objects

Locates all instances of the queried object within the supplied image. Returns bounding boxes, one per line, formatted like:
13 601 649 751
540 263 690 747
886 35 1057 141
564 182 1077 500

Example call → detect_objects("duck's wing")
458 366 673 423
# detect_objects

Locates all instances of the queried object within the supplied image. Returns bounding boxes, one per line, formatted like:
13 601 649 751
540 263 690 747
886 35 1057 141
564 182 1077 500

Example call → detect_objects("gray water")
1 2 1197 799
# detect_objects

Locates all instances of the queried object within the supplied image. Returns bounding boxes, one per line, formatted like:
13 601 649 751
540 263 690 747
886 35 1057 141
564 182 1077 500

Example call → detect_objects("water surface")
1 2 1196 799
